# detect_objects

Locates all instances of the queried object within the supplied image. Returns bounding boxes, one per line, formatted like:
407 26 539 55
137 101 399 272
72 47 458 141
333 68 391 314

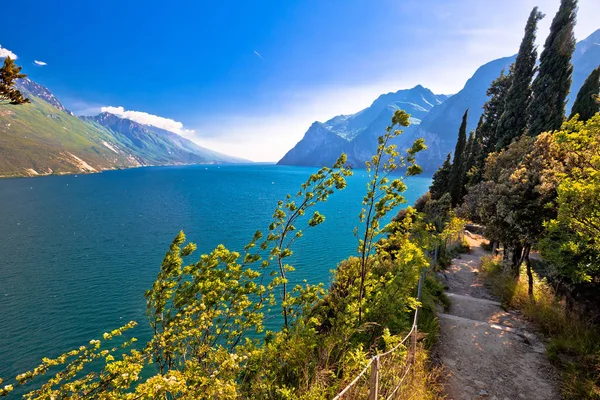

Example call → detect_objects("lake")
0 164 430 385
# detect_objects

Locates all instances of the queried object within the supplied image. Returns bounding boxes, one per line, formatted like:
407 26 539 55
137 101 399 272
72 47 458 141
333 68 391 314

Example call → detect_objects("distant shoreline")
0 161 265 180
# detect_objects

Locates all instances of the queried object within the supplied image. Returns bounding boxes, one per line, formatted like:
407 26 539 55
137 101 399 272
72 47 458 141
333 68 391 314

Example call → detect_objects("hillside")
85 113 245 165
0 81 245 177
0 96 141 177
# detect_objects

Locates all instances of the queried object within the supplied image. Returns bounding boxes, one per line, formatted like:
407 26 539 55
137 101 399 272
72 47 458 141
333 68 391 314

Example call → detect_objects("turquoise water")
0 164 430 385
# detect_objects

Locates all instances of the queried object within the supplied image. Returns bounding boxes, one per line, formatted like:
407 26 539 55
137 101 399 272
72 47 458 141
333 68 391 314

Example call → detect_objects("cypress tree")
527 0 577 136
449 109 469 206
481 70 513 155
430 153 452 200
496 7 544 149
569 65 600 122
471 71 513 186
462 130 476 195
0 57 30 105
468 116 486 187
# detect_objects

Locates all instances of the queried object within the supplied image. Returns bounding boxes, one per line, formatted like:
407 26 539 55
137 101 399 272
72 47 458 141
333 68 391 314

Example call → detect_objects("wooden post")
413 326 418 365
369 356 380 400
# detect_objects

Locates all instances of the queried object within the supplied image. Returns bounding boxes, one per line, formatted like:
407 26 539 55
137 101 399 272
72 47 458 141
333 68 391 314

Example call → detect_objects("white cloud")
0 45 17 59
100 106 195 136
34 60 47 66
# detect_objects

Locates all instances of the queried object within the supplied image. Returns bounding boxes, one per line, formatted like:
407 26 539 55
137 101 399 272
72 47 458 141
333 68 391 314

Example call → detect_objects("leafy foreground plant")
0 110 445 399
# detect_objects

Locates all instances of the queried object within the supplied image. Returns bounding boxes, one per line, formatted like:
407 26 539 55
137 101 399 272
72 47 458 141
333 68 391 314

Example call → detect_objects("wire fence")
331 265 428 400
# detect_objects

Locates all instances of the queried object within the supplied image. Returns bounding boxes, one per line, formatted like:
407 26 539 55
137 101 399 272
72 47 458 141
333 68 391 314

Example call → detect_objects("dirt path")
435 233 560 400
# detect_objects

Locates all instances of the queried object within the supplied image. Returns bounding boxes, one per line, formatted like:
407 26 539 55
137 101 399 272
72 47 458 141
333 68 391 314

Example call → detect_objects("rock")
478 389 489 397
464 385 476 394
443 357 457 367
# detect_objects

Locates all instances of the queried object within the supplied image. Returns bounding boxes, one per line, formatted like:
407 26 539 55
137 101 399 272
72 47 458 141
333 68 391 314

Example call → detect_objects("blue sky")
2 0 599 161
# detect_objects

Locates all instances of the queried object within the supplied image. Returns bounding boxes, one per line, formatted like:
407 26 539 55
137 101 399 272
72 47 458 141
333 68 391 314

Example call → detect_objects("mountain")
0 93 141 177
569 29 600 113
399 55 515 172
15 78 73 115
278 85 449 167
0 81 245 177
279 29 600 173
85 113 244 165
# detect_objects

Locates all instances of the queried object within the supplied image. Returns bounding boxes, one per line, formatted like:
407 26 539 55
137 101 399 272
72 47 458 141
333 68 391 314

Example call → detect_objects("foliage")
355 109 426 322
496 7 544 149
470 69 513 186
0 57 30 105
1 112 439 399
527 0 577 136
429 153 451 200
540 114 600 283
570 65 600 122
552 115 600 244
461 130 476 195
462 132 562 296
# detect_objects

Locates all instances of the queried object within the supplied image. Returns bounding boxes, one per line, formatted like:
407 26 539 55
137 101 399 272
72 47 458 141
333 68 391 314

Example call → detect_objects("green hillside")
0 97 139 177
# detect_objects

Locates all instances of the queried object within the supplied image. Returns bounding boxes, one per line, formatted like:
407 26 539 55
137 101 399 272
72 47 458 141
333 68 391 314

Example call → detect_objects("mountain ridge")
279 29 600 173
278 85 449 167
0 81 246 178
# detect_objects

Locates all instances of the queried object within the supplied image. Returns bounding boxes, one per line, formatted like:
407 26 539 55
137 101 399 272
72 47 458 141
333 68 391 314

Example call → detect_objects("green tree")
527 0 577 136
0 57 30 105
570 66 600 122
471 70 513 186
466 116 485 187
462 130 477 194
448 109 468 206
429 153 452 200
464 133 563 298
496 7 544 149
551 114 600 251
538 115 600 284
356 109 425 322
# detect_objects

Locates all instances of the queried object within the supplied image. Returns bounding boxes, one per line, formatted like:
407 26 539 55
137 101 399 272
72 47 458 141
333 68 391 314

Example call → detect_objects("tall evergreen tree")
527 0 577 136
467 116 485 187
0 57 30 105
496 7 544 149
570 65 600 122
449 109 469 206
430 153 452 200
470 71 513 187
482 70 513 155
462 130 476 195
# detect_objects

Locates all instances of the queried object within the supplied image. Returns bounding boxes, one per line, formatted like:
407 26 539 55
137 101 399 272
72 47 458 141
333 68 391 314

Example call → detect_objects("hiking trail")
435 233 560 400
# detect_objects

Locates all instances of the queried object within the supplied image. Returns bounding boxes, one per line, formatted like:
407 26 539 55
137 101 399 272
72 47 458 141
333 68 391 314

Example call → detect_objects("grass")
341 343 444 400
480 255 600 399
